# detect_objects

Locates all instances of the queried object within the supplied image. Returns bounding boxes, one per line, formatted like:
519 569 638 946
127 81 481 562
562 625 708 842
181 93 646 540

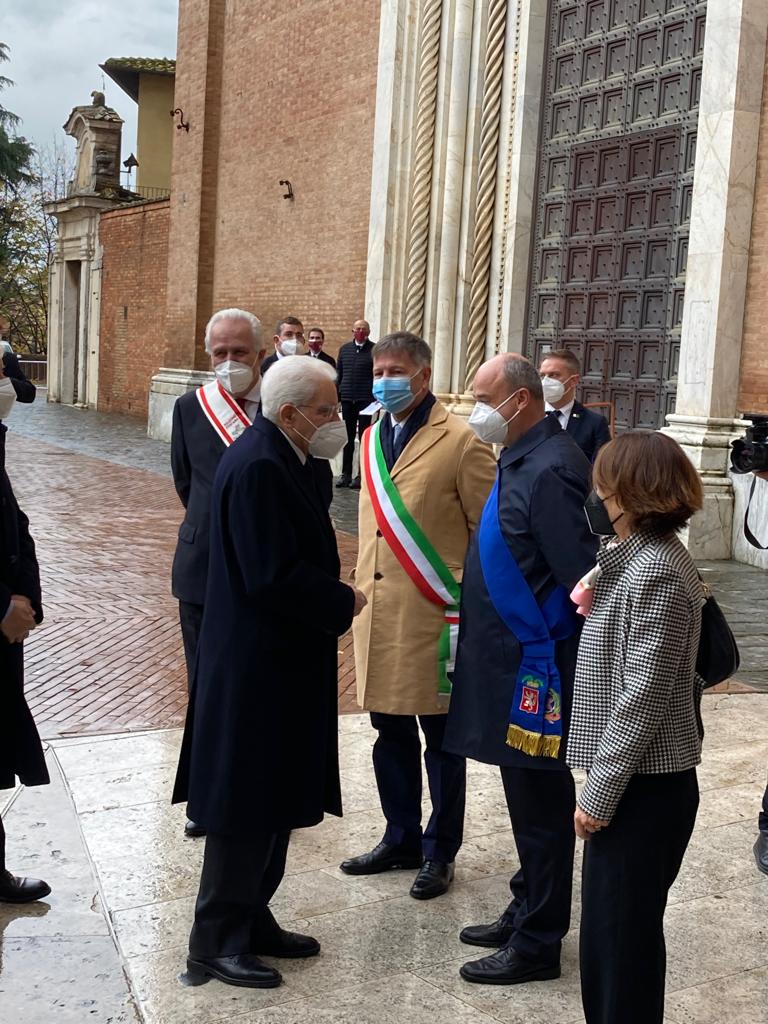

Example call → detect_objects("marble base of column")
663 414 746 559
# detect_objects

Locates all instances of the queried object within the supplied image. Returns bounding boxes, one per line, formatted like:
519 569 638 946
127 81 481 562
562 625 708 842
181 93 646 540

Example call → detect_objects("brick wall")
164 0 381 370
740 61 768 416
98 200 170 417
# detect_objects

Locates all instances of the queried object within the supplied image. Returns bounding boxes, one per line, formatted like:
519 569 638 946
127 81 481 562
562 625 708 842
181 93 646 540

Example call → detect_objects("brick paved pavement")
6 399 361 738
4 398 764 740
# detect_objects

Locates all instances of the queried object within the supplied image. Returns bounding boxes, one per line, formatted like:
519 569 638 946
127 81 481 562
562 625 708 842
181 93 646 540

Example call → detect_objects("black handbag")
696 578 740 688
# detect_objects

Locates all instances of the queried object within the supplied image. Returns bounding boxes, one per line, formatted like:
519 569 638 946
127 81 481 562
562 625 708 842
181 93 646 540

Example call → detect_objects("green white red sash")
361 420 460 696
196 380 251 446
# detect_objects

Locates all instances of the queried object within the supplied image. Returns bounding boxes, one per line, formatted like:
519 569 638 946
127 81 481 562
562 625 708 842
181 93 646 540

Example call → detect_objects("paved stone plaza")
0 400 767 1023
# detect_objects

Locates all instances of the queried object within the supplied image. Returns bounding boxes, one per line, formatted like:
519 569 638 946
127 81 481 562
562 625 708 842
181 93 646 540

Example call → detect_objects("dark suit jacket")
2 353 36 404
260 352 279 376
565 401 611 463
0 424 48 789
307 350 337 369
336 339 375 403
444 415 598 770
171 388 334 605
171 389 228 606
172 414 355 835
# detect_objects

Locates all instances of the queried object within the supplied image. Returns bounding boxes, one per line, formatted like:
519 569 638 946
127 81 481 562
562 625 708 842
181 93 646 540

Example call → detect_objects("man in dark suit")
444 353 597 986
306 327 337 369
260 316 306 376
173 356 366 989
0 414 50 903
335 318 375 489
171 308 266 837
539 349 611 463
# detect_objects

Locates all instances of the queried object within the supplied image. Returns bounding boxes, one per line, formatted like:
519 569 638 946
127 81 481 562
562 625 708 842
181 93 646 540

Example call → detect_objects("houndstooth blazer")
567 529 705 821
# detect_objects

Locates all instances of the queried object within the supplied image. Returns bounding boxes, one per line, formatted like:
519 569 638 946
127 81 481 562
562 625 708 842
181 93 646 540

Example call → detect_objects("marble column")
664 0 768 558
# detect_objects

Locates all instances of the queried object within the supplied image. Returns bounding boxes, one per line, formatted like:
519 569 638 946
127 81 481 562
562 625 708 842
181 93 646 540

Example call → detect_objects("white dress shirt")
545 398 575 429
240 381 262 421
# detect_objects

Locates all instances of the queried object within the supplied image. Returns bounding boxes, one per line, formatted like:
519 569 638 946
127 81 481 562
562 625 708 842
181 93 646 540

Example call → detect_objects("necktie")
393 422 404 458
547 409 562 420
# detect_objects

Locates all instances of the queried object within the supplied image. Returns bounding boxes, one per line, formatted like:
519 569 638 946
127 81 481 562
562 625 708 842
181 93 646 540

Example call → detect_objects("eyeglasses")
298 403 341 419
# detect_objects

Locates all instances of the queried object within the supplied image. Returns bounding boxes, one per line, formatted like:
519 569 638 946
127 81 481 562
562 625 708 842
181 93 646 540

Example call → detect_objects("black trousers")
498 765 576 964
0 814 5 873
178 600 204 694
370 712 466 863
189 830 291 958
580 769 699 1024
759 779 768 831
341 401 372 477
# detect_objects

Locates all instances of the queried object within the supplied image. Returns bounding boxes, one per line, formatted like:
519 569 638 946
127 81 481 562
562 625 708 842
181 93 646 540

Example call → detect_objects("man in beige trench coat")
340 332 496 899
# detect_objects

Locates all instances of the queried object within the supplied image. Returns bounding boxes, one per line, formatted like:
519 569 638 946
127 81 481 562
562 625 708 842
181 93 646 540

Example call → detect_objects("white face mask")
541 375 574 404
215 359 255 395
0 377 17 420
468 390 521 445
307 419 348 460
295 410 347 459
280 338 303 357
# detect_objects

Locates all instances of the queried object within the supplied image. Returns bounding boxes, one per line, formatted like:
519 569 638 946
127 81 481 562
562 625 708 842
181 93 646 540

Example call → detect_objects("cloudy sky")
4 0 177 174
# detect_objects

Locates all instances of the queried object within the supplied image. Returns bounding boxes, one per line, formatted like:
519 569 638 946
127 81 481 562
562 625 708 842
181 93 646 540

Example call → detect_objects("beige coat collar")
390 400 449 481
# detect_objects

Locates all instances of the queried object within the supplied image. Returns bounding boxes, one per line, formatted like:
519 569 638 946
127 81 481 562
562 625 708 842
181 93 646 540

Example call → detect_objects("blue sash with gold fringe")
478 475 577 758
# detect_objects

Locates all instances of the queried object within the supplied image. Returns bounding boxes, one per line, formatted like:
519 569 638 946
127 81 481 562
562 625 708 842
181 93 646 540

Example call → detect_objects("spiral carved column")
463 0 508 388
403 0 444 336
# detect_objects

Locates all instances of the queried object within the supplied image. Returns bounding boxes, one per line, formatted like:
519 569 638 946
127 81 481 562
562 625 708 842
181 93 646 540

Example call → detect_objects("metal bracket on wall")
279 180 294 200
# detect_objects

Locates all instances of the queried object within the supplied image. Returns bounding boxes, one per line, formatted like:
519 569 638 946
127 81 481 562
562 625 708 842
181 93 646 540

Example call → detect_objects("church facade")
47 0 768 565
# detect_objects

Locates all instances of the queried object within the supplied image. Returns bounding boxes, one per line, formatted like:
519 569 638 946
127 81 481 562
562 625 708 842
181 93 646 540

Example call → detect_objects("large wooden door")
526 0 707 429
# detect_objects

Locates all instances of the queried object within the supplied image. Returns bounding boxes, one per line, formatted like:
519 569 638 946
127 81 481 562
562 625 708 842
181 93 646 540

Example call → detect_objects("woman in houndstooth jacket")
567 431 705 1024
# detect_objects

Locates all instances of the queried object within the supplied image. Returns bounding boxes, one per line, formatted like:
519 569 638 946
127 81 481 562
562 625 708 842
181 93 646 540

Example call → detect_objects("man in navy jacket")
444 354 597 986
539 349 611 463
171 309 266 836
173 357 366 989
335 318 375 488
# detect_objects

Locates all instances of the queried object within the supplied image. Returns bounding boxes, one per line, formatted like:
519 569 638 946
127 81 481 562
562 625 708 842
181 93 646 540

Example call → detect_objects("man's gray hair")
501 353 543 400
261 356 337 423
375 331 432 367
204 308 264 353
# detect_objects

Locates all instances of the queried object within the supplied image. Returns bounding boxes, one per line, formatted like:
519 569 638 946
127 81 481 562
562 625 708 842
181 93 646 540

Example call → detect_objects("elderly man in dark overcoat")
0 419 50 903
173 355 365 990
444 353 597 986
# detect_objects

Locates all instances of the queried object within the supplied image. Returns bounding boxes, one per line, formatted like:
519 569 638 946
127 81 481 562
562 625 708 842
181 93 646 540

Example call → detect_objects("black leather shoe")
340 841 423 876
349 476 362 490
185 954 282 988
459 946 560 985
336 474 351 488
184 820 206 838
0 870 51 904
253 927 320 959
460 915 516 948
410 860 454 900
754 830 768 876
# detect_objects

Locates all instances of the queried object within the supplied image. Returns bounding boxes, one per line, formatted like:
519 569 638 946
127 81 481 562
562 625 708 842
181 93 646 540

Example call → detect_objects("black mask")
584 489 622 537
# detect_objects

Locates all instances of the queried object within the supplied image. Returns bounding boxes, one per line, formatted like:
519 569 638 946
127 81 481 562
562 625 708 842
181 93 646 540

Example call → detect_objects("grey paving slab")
6 394 362 532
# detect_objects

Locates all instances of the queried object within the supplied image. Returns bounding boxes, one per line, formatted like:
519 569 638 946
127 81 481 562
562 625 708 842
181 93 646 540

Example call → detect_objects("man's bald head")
472 353 544 447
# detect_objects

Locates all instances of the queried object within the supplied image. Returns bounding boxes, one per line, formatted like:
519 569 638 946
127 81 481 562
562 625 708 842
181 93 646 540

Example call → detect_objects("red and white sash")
196 380 251 446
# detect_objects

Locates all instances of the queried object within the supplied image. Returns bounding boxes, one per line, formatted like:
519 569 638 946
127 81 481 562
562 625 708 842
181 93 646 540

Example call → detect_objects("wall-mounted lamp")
170 108 190 132
279 179 294 201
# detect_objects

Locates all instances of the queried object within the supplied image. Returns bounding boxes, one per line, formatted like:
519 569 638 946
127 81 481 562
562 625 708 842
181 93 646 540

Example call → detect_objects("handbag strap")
744 476 768 550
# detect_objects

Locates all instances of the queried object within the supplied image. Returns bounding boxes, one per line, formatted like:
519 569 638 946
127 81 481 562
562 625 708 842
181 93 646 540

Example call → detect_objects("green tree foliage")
0 45 70 354
0 42 34 191
0 144 72 355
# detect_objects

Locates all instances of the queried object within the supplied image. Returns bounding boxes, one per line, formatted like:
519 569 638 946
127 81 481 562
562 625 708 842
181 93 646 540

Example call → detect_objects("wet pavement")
1 698 767 1024
0 396 766 1023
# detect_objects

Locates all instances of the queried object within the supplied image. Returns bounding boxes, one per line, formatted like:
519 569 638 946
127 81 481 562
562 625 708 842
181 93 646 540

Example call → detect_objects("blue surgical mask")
372 370 423 414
